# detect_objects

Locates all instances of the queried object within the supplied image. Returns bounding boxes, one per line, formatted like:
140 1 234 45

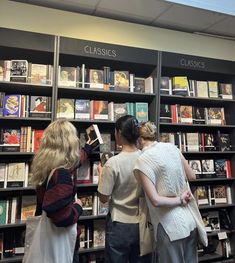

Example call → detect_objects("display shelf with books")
0 28 55 262
56 36 158 260
159 51 235 262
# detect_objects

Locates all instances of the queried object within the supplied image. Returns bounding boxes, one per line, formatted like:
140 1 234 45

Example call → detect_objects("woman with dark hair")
98 115 144 263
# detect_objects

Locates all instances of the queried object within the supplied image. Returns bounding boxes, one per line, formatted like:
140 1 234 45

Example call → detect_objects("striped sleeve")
42 168 83 227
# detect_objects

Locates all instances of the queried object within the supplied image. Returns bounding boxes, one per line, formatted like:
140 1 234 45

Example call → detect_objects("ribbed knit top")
134 142 197 242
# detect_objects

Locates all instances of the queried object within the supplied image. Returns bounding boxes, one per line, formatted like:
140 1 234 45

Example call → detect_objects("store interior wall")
0 0 235 61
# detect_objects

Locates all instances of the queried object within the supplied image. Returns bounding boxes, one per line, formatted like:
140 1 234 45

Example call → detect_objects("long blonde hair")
31 119 79 186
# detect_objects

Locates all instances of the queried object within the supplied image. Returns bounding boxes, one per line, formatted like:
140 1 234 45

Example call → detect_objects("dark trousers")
105 214 151 263
73 249 79 263
157 224 198 263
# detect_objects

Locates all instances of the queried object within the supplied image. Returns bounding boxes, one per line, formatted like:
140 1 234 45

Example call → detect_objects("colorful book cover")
10 60 28 82
3 129 20 152
0 200 7 224
135 102 148 122
33 130 44 152
58 66 76 87
93 220 106 247
75 99 90 120
21 195 37 221
114 71 129 91
172 76 189 96
3 94 21 117
57 98 74 119
113 103 127 121
219 83 233 99
89 69 104 89
91 100 109 120
29 63 48 85
134 77 145 93
7 162 25 187
29 96 51 118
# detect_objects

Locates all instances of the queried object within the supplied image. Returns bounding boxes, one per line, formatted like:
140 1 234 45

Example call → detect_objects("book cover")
57 98 75 119
213 185 227 204
7 162 25 187
0 92 5 117
28 63 48 85
185 133 199 152
201 159 215 177
3 129 20 152
3 94 21 117
214 159 227 178
89 69 104 89
135 102 148 122
160 104 172 123
92 161 100 184
78 194 93 216
114 71 129 91
97 198 109 216
10 60 28 82
58 66 76 87
91 100 109 120
193 107 205 124
85 124 103 150
195 186 209 205
0 200 7 224
100 152 114 167
93 220 106 247
160 77 172 95
0 61 4 81
21 195 37 221
206 107 224 125
195 81 208 98
134 77 145 93
204 133 216 151
13 228 25 254
0 164 6 188
75 99 90 120
219 83 233 99
76 159 91 184
33 130 44 152
179 105 192 124
29 96 51 118
189 160 202 178
172 76 189 96
99 133 112 153
202 211 220 232
217 133 231 151
113 103 127 121
208 81 219 98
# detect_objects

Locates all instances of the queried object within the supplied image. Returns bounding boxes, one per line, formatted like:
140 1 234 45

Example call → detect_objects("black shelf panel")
0 222 26 229
0 117 51 121
58 87 155 102
160 123 235 132
0 187 35 193
79 215 106 221
0 255 23 263
160 95 235 107
182 151 235 159
79 246 105 254
0 81 52 96
199 204 235 210
77 183 98 188
0 152 34 156
190 178 235 184
199 253 225 262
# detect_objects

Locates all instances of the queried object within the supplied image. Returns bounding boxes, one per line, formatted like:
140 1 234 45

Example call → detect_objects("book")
195 81 208 98
214 159 227 178
217 133 231 151
172 76 189 96
213 185 227 204
89 69 104 89
0 200 7 224
91 100 109 120
7 162 25 187
85 124 103 150
189 160 202 178
208 81 219 98
179 105 192 124
29 96 51 118
160 104 172 123
202 211 220 232
206 107 224 125
204 133 216 151
195 186 209 205
28 63 50 85
10 60 28 82
93 220 105 247
114 71 129 91
3 94 21 117
219 83 233 99
75 99 90 120
100 152 114 167
76 159 91 184
160 77 171 95
201 159 215 177
58 66 76 87
78 194 93 216
21 195 37 221
0 163 6 188
33 130 44 152
134 77 145 93
193 107 205 124
99 133 112 153
2 129 20 152
135 102 148 122
113 103 127 121
57 98 75 119
0 61 4 81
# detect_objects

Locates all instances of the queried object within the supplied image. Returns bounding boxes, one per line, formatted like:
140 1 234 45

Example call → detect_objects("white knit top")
134 142 197 242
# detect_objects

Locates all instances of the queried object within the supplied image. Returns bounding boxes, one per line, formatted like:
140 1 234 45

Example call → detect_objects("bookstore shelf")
0 117 51 121
79 215 106 221
199 204 235 210
0 153 34 156
199 253 229 262
0 255 23 263
0 222 26 229
190 178 235 184
79 246 105 254
207 229 234 237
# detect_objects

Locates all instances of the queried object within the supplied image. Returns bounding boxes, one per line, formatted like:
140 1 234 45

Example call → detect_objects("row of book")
0 93 51 118
0 162 31 188
0 127 43 152
0 229 25 259
194 185 232 206
0 195 36 225
160 76 233 99
57 99 149 122
78 220 105 249
0 60 52 85
189 159 232 179
58 65 153 93
160 131 232 152
80 252 105 263
160 104 226 125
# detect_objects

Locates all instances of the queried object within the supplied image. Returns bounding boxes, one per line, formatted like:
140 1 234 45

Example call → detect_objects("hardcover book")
28 63 49 85
113 103 127 121
193 107 205 124
160 77 171 95
21 195 37 221
10 60 28 82
3 94 21 117
195 186 209 205
0 200 7 225
99 133 112 153
89 69 104 89
214 159 227 178
76 159 91 184
172 76 189 96
33 130 44 152
208 81 219 98
91 100 109 120
206 107 224 125
160 104 172 123
189 160 202 178
134 77 145 93
195 81 209 98
213 185 227 204
0 61 4 81
78 194 93 216
93 220 106 247
7 162 25 187
2 129 20 152
179 105 193 124
204 133 216 151
201 159 215 177
135 102 148 122
217 133 231 151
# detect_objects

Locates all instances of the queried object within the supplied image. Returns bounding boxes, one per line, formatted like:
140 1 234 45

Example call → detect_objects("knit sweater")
35 144 92 243
134 142 199 242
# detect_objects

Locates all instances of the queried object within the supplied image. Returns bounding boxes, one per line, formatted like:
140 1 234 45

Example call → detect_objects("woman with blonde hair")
31 119 92 263
134 121 207 263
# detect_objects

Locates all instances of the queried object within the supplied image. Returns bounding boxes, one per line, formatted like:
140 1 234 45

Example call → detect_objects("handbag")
23 169 77 263
139 196 155 256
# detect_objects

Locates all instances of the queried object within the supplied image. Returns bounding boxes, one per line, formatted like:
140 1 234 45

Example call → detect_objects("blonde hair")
139 121 157 141
31 119 79 186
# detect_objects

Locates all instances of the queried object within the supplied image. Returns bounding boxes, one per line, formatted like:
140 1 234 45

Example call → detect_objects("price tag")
218 232 227 240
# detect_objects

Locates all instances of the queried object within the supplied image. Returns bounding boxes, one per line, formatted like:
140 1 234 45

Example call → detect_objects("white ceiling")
11 0 235 39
